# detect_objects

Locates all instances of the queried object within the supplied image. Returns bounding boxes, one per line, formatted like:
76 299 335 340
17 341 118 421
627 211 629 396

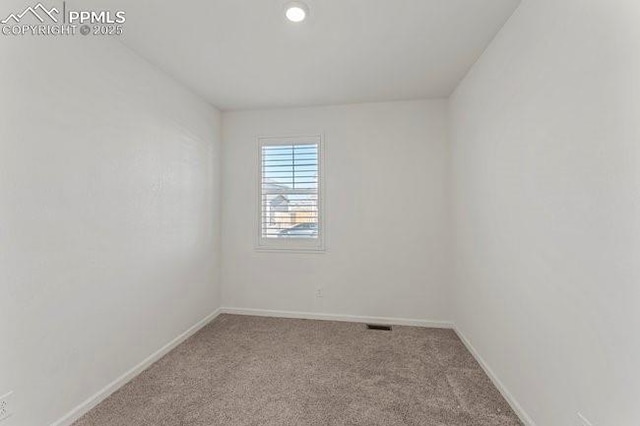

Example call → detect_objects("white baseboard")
51 308 222 426
454 327 536 426
219 307 454 329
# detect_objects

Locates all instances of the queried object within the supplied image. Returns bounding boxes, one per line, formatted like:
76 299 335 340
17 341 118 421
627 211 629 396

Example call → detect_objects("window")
257 135 324 251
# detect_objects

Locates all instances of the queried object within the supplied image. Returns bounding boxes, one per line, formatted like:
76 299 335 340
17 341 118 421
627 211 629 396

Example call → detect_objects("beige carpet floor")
74 314 522 425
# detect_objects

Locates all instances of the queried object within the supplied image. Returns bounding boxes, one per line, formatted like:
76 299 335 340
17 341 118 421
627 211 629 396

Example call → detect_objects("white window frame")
256 134 325 252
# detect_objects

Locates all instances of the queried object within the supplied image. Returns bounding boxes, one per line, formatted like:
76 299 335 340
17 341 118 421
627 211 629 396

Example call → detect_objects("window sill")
255 246 326 254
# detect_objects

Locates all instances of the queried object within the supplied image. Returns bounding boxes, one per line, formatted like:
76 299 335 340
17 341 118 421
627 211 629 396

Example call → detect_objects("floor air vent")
366 324 392 331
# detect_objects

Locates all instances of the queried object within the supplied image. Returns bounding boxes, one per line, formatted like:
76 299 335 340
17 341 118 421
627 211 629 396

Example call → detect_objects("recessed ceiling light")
285 2 308 23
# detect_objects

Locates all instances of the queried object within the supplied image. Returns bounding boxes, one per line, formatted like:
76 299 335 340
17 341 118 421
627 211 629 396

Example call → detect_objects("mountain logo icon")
2 3 59 24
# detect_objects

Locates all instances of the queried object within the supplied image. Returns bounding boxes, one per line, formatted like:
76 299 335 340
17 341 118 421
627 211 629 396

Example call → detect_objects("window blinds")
260 142 319 239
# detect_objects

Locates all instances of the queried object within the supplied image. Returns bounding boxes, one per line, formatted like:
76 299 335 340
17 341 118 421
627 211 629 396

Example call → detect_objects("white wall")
449 1 640 425
221 100 451 323
0 37 222 425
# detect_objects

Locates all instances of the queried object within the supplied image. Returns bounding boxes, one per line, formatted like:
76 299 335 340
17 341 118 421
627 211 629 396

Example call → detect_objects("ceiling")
108 0 520 110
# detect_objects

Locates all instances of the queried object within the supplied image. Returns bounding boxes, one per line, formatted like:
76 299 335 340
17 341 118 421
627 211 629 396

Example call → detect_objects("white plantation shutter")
258 135 324 251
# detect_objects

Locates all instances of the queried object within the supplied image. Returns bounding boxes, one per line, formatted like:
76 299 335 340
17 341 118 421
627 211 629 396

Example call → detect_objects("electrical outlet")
0 391 14 422
577 412 593 426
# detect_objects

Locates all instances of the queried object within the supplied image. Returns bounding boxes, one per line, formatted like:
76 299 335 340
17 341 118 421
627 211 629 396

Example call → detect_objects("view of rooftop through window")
261 143 319 239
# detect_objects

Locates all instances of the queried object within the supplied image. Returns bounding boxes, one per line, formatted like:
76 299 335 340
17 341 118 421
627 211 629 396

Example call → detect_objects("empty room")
2 0 639 425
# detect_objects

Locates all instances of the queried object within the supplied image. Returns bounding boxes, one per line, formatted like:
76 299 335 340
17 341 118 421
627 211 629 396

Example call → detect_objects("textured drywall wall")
449 0 640 424
221 100 451 323
0 36 222 426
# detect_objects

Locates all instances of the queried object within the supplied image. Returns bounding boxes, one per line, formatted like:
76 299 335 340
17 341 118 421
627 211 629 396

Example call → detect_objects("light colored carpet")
74 314 522 425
